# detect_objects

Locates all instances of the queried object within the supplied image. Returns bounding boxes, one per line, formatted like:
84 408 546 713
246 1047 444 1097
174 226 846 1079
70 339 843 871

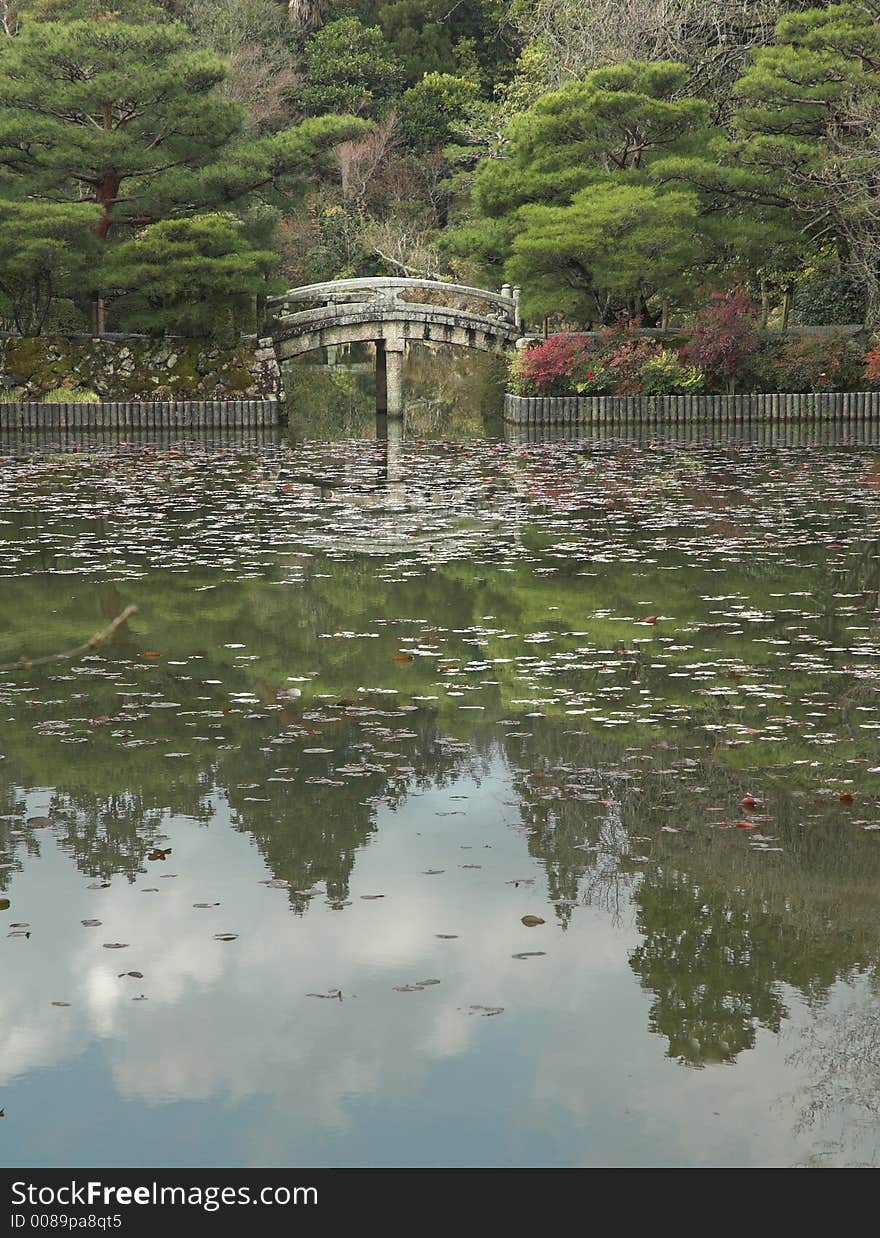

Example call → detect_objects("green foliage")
303 17 403 116
398 73 479 151
753 330 866 393
0 200 99 334
330 0 518 88
508 182 702 325
658 3 880 324
98 213 279 340
792 268 867 327
43 386 100 402
0 17 365 231
638 349 704 395
453 61 716 324
0 12 364 333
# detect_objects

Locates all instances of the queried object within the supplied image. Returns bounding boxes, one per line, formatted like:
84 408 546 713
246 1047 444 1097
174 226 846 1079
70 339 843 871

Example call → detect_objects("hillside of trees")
0 1 877 340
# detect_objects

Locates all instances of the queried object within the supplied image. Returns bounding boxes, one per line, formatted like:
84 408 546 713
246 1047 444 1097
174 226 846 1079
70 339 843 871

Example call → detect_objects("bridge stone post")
375 332 405 419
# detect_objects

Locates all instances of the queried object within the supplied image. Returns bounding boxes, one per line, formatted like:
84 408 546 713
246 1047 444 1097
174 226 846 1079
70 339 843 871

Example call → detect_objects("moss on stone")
0 335 275 398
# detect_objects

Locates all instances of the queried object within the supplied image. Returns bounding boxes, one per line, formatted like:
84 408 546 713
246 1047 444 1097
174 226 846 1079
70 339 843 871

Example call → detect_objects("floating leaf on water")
103 942 129 949
147 847 171 861
139 651 161 659
80 919 102 927
118 971 144 979
393 653 414 663
87 882 111 890
521 915 545 927
436 934 458 939
193 902 220 908
132 995 148 1001
422 869 445 875
735 821 755 830
415 979 441 987
51 1001 71 1007
307 989 343 1000
512 951 547 960
360 894 385 900
26 816 54 829
0 899 8 911
465 1005 504 1017
213 933 238 941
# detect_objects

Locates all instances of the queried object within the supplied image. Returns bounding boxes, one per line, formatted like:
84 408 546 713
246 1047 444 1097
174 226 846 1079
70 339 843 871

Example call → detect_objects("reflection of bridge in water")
267 277 522 417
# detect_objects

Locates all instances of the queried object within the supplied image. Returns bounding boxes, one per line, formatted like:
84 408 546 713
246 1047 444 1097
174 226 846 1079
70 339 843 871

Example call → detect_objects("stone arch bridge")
266 277 522 416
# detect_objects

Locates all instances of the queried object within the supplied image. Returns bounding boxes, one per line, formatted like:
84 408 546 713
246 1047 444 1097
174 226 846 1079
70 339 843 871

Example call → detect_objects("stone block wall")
0 334 284 400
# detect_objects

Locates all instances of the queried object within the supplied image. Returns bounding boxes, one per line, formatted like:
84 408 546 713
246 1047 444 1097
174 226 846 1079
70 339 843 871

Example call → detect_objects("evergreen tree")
0 13 364 327
0 17 362 239
98 212 278 339
0 199 99 333
302 16 402 116
449 61 715 324
655 3 880 323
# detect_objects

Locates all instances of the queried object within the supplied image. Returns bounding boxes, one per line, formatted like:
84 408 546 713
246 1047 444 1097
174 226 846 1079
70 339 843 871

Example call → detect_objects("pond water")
2 397 880 1167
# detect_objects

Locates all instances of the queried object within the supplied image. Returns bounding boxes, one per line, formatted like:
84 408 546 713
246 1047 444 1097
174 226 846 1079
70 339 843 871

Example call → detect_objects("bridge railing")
267 277 521 329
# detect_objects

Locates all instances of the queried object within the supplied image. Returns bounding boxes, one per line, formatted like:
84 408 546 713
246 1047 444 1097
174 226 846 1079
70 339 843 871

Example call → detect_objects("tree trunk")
93 295 106 336
781 283 793 331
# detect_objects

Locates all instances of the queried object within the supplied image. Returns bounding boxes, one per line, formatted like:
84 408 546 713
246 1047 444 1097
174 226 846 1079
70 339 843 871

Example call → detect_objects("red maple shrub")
511 333 593 395
864 341 880 384
678 290 760 392
596 317 661 394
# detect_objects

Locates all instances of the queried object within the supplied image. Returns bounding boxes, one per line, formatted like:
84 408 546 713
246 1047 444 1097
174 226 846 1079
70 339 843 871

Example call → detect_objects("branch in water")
0 605 138 672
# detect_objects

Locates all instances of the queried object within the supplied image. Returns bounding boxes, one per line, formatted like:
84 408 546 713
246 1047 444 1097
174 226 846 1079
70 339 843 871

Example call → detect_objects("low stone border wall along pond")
0 399 280 431
504 391 880 424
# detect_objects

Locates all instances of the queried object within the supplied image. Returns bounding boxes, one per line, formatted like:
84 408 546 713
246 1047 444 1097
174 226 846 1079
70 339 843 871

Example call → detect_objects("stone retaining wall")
0 334 283 401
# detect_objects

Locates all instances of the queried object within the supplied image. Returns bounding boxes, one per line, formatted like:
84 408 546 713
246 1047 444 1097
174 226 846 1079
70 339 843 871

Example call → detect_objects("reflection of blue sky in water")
0 763 866 1169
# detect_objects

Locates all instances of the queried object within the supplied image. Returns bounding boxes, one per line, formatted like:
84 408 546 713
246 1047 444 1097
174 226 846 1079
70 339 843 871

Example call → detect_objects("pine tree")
449 61 715 324
0 14 364 327
98 212 278 339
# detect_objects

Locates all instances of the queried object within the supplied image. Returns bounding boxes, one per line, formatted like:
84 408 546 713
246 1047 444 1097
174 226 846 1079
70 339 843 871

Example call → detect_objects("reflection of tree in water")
505 716 880 1070
221 704 478 913
784 977 880 1166
503 723 644 927
629 866 788 1066
626 773 880 1068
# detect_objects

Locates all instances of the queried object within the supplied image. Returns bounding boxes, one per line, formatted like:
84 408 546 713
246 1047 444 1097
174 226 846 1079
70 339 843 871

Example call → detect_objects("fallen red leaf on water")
839 792 854 804
393 653 414 663
735 820 754 830
740 795 758 809
639 616 658 625
139 651 161 659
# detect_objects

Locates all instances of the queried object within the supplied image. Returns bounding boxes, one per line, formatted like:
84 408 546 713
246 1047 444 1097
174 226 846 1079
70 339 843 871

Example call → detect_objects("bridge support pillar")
375 338 405 419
